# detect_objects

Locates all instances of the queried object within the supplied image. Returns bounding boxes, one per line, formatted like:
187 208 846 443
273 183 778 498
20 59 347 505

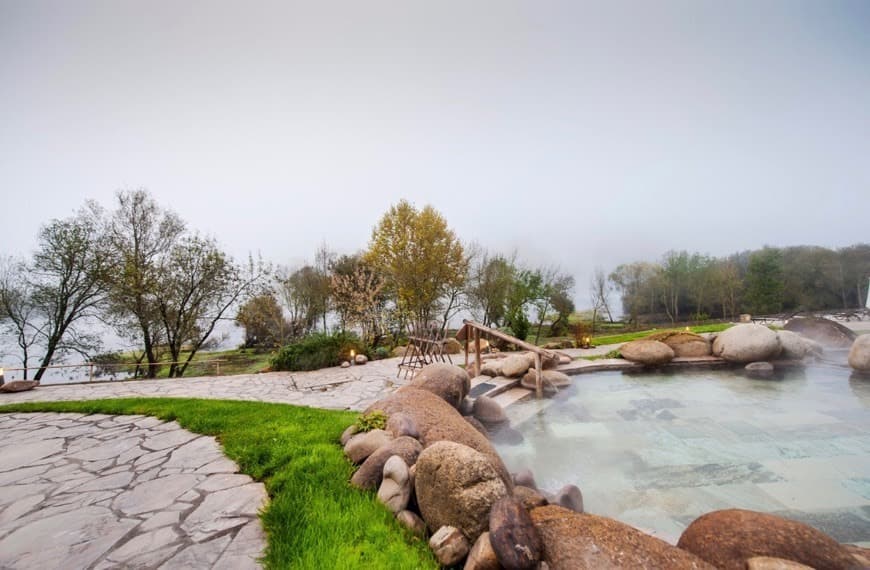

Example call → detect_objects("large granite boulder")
530 505 715 569
677 509 858 570
783 317 856 349
364 386 512 486
502 354 532 378
777 330 813 360
848 335 870 373
647 331 712 357
415 441 509 543
620 340 675 366
410 363 470 409
350 436 422 490
712 324 782 363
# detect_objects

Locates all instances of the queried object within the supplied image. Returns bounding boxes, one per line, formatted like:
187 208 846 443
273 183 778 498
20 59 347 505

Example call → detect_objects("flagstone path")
0 412 267 569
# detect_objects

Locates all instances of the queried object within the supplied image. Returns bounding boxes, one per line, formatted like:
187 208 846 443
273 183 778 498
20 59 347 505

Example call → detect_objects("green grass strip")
0 398 437 569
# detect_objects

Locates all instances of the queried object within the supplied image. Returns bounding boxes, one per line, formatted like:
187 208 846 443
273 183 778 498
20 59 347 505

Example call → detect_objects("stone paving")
0 356 419 412
0 412 267 569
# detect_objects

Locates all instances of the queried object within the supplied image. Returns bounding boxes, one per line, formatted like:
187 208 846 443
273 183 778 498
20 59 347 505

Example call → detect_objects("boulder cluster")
475 351 573 397
342 361 869 568
618 324 824 378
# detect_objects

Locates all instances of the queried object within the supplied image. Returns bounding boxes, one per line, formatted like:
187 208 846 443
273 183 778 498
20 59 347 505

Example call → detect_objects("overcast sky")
2 0 868 308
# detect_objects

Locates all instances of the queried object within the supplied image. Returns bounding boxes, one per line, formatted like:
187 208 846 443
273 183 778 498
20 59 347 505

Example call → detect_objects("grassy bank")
588 323 733 346
94 348 274 380
0 398 436 570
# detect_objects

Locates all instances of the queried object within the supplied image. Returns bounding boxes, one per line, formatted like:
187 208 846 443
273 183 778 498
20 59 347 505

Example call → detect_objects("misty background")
2 0 869 311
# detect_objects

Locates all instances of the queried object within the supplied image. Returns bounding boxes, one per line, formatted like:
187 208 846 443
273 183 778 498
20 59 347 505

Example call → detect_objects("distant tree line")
609 244 870 325
0 189 267 379
236 199 576 350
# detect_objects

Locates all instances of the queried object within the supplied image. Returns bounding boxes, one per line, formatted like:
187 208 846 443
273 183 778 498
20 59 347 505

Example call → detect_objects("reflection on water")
496 366 870 545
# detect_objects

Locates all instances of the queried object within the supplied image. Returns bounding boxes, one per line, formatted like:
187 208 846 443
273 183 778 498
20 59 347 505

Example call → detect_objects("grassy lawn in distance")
0 398 436 570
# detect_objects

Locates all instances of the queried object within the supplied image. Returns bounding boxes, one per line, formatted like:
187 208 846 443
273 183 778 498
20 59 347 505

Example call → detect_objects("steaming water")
495 365 870 545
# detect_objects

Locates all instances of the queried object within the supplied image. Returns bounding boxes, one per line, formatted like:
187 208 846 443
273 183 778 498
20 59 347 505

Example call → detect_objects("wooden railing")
0 359 227 385
457 320 558 399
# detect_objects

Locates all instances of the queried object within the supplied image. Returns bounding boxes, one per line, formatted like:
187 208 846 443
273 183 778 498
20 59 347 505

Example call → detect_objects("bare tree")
0 258 42 377
589 267 613 333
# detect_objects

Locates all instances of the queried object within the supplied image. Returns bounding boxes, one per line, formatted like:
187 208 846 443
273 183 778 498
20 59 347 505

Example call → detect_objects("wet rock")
397 509 427 537
365 387 512 486
415 441 509 543
531 505 714 569
783 317 856 349
776 330 812 360
677 509 857 570
377 455 410 513
472 396 508 426
410 363 470 409
712 324 782 363
430 525 470 567
745 361 775 379
513 486 548 511
464 532 500 570
553 484 583 513
350 436 422 490
513 469 537 490
620 340 675 366
459 397 475 416
489 496 541 569
344 429 393 464
849 335 870 373
386 412 420 439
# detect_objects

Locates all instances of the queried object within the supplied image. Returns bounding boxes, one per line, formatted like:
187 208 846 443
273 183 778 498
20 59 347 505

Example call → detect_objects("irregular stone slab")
182 483 267 542
114 474 202 515
0 438 64 471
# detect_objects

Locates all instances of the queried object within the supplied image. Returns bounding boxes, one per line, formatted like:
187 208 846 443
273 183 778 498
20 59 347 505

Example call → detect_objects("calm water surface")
495 365 870 545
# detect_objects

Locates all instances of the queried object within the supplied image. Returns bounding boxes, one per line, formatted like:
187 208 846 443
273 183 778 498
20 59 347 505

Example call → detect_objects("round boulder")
415 441 509 542
344 429 393 464
444 338 463 354
620 340 675 366
489 496 542 569
553 484 583 513
745 361 775 379
647 331 711 357
712 324 782 363
354 353 368 365
746 557 814 570
513 469 537 490
0 380 38 393
411 363 470 409
531 505 715 569
479 362 501 377
472 396 508 426
502 354 532 378
776 330 812 360
783 317 856 349
677 509 858 570
849 335 870 373
351 436 422 490
377 455 411 513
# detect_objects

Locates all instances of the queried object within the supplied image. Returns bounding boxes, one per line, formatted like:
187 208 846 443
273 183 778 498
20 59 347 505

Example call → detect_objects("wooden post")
89 363 94 383
474 329 481 377
216 361 221 376
535 353 543 399
464 326 469 371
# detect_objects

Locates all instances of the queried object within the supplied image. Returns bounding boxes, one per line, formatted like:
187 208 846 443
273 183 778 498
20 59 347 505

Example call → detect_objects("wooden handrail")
459 319 557 399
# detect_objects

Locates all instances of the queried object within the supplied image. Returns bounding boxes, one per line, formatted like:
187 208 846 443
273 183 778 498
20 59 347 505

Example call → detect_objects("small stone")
377 455 411 513
464 532 500 570
340 361 351 368
429 526 470 567
354 354 368 365
745 361 775 379
396 510 427 537
553 484 583 513
340 424 359 446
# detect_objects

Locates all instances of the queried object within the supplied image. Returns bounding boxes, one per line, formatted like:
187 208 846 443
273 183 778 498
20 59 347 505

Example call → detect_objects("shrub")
373 346 391 360
270 332 366 372
355 410 387 432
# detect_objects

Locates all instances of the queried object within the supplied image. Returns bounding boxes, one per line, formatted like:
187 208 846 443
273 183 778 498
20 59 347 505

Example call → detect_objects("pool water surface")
494 365 870 546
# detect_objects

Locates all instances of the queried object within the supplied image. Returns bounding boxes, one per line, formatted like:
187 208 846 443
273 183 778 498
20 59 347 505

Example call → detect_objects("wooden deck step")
469 376 519 399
